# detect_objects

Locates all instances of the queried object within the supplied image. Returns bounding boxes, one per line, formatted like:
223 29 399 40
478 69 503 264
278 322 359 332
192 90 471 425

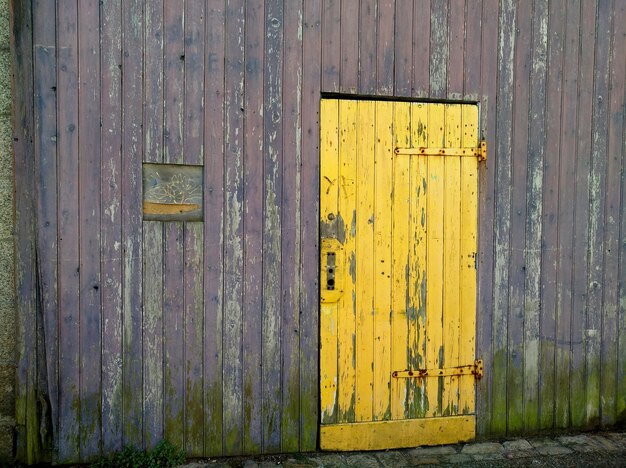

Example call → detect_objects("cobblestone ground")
180 431 626 467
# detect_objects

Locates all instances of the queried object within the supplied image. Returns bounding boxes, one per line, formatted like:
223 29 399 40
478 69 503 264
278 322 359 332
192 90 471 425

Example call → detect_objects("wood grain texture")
299 0 322 451
243 0 264 454
321 0 340 92
77 0 102 458
121 0 144 448
203 0 225 457
57 1 81 458
100 0 123 453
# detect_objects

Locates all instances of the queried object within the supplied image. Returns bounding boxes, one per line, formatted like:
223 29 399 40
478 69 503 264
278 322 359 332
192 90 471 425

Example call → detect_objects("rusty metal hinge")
478 140 487 162
392 359 484 380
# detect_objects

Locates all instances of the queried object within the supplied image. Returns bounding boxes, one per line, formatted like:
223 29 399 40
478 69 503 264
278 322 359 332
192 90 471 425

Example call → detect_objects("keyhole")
326 252 336 290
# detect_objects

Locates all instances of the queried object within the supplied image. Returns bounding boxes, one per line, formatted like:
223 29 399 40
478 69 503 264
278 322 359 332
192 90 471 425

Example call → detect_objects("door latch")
321 238 344 303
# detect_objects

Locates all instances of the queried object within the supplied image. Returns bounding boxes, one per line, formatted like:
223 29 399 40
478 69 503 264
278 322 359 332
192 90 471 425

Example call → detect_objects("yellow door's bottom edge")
320 415 475 451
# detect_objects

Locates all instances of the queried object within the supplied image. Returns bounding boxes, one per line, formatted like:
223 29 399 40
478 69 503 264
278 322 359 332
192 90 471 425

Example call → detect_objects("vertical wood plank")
57 0 80 458
183 222 204 455
78 0 102 458
222 0 245 454
373 101 393 420
100 0 123 453
507 0 531 433
600 0 625 426
443 104 461 415
355 100 375 422
390 102 410 419
340 0 358 93
463 0 481 98
476 0 498 436
183 0 206 455
554 0 580 429
163 222 184 448
491 0 515 435
319 99 339 426
358 0 377 94
586 0 611 427
459 104 479 415
300 0 321 450
429 0 449 99
409 103 429 418
412 0 431 97
142 222 163 448
394 0 413 97
281 0 303 452
376 0 394 95
448 0 464 98
242 0 264 455
162 1 185 449
203 0 226 456
13 0 39 462
570 0 596 428
32 0 59 447
263 0 284 452
142 0 164 450
337 100 357 424
541 0 565 431
121 0 144 448
523 0 548 432
321 0 340 92
425 103 445 417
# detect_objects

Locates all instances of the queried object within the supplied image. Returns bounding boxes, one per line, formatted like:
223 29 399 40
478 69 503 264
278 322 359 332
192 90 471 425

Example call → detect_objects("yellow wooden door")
319 99 483 450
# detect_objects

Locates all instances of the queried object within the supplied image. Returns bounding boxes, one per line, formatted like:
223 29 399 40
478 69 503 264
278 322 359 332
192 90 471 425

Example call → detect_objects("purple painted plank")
394 0 413 96
429 0 449 98
163 222 184 448
142 0 164 450
570 0 596 428
121 0 144 448
222 0 245 455
183 1 206 456
358 0 377 94
321 0 340 92
77 0 102 458
144 0 164 165
100 0 124 453
586 0 611 426
376 0 394 95
611 0 626 426
600 0 625 425
203 0 225 456
476 0 498 436
33 36 59 449
162 1 186 450
412 0 431 97
554 0 580 429
340 0 358 93
540 0 565 431
242 0 264 454
523 0 548 432
463 0 481 97
184 222 204 455
164 1 184 165
281 0 303 452
13 1 37 461
507 0 532 434
491 0 515 435
56 0 81 459
263 0 284 452
300 0 321 451
448 0 464 98
184 0 205 167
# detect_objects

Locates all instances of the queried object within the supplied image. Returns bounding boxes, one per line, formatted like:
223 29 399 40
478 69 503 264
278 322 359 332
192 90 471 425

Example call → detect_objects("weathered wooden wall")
12 0 626 464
